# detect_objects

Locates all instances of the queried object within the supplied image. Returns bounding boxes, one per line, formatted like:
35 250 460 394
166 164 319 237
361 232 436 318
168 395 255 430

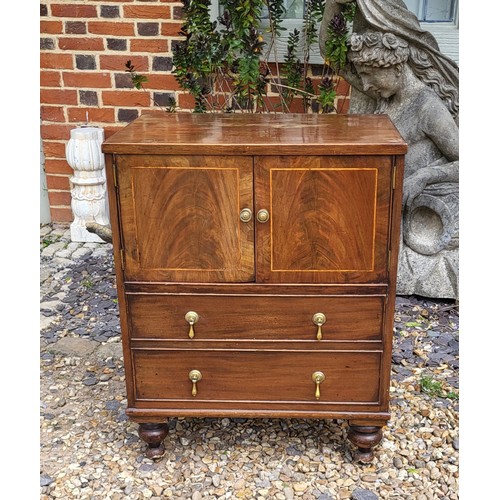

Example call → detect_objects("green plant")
322 1 355 72
128 0 356 113
41 234 61 249
81 278 95 289
125 60 177 112
420 376 459 400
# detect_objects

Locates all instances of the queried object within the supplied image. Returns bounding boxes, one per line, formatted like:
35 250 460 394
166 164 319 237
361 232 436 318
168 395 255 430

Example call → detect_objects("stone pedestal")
66 127 110 243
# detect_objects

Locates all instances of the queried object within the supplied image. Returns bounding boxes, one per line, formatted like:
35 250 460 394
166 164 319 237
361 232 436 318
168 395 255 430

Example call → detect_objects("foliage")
420 376 459 400
323 2 356 72
125 60 148 90
128 0 357 113
126 60 177 112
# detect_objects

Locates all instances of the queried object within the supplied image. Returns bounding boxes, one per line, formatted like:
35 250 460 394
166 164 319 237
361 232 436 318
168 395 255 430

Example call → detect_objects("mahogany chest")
102 113 407 462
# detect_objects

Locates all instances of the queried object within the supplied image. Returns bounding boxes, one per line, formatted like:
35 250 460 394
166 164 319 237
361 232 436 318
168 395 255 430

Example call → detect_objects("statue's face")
355 64 402 99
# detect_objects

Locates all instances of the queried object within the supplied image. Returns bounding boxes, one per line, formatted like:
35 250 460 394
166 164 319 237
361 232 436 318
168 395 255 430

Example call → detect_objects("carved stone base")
347 425 383 463
138 423 169 460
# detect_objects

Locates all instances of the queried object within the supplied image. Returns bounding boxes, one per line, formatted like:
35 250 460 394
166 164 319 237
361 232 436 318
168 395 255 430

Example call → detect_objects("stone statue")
320 1 459 299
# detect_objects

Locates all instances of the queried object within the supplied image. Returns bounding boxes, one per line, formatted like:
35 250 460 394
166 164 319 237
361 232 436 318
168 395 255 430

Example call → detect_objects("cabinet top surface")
102 113 407 155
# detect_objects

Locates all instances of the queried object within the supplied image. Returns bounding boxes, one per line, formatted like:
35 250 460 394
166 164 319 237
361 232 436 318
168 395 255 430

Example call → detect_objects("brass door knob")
185 311 199 339
312 371 325 400
240 208 253 222
256 209 270 223
188 369 202 396
312 313 327 341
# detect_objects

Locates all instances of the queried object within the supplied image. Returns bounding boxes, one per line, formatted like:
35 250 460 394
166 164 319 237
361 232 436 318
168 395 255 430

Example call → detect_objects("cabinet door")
117 155 254 282
255 156 393 283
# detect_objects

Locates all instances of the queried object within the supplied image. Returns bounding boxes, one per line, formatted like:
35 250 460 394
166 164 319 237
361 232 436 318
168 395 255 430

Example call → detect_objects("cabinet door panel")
255 156 393 283
117 155 254 282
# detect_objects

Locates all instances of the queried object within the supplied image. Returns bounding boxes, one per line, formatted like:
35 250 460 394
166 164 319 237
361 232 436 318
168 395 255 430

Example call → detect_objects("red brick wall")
40 1 350 222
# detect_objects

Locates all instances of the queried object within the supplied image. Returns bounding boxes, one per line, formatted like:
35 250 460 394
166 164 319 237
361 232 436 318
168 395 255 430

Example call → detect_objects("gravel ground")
40 223 459 499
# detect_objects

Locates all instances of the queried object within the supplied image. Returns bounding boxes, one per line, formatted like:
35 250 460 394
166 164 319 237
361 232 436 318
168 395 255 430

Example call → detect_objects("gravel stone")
352 489 379 500
39 223 459 500
40 474 54 487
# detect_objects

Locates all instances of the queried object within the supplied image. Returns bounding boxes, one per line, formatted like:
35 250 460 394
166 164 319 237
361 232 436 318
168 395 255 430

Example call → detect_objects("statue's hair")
348 31 410 67
348 30 458 117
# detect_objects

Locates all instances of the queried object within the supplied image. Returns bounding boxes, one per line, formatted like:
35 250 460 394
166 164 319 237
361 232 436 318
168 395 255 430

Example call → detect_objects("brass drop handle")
312 313 327 341
185 311 199 339
312 371 325 400
240 208 252 222
256 209 270 223
188 369 202 397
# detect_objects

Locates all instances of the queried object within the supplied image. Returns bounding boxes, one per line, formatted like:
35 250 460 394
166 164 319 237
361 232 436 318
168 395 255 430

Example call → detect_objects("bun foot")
138 423 169 460
347 425 383 463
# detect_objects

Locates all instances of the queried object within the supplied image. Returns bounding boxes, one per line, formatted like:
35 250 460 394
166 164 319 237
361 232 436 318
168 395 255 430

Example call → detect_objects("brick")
138 73 180 90
152 56 173 72
100 5 120 18
41 53 73 69
40 89 78 105
51 4 98 18
79 90 99 106
65 21 86 34
107 38 128 51
118 108 139 122
59 37 104 51
160 22 183 37
172 6 184 20
63 72 111 88
46 175 70 191
41 106 65 122
335 77 351 96
41 70 61 87
137 22 159 36
310 64 324 77
40 20 63 34
40 38 55 50
88 21 135 36
170 39 185 53
41 4 48 16
43 157 73 174
48 191 72 206
336 97 350 114
75 54 96 70
177 93 195 110
100 55 148 72
153 92 175 108
124 5 171 19
50 207 73 222
42 141 67 158
130 39 168 53
102 90 151 107
103 125 126 140
115 73 134 89
67 107 116 123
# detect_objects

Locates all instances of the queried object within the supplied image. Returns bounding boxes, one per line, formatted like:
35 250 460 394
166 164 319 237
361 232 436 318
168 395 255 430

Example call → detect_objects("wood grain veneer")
103 113 407 462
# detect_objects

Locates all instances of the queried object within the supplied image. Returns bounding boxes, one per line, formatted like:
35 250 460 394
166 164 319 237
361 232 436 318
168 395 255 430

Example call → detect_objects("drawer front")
127 294 384 342
132 349 381 404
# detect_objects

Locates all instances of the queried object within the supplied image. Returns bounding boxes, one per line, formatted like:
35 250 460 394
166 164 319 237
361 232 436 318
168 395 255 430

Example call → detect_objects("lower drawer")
132 349 381 404
127 294 385 341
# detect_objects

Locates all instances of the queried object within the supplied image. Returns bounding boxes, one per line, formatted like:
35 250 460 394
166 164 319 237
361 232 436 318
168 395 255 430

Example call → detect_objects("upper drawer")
126 293 385 342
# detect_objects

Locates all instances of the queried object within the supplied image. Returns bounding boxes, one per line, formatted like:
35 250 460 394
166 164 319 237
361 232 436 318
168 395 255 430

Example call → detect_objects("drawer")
127 294 384 341
132 349 381 403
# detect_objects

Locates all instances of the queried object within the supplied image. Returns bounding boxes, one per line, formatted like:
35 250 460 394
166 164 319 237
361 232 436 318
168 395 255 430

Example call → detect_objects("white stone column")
66 126 110 242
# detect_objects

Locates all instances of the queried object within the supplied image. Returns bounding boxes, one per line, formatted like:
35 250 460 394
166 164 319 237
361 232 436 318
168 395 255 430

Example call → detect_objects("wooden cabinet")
103 113 407 462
